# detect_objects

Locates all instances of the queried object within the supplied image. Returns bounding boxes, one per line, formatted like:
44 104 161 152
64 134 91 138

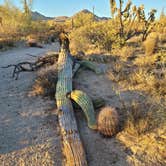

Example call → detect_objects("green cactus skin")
69 90 97 130
55 49 87 166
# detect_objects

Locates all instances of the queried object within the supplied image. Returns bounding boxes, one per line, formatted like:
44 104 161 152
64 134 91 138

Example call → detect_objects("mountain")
72 9 110 21
31 11 54 21
54 16 69 22
31 9 110 22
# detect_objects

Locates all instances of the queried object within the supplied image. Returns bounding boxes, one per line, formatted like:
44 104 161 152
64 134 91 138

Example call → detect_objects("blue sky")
0 0 165 17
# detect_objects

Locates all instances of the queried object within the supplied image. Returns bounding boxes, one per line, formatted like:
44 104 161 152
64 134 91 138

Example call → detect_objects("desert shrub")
134 54 158 67
0 1 32 34
0 37 16 49
69 26 91 54
143 32 158 56
31 65 58 98
0 1 60 47
66 11 94 28
154 13 166 34
70 20 125 54
113 46 135 61
123 101 150 136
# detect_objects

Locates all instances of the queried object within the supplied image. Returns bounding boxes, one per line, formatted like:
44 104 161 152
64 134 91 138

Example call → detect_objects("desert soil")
0 44 131 166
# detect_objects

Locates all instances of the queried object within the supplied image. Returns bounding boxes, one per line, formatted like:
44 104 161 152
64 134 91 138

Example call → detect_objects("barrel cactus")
97 106 119 136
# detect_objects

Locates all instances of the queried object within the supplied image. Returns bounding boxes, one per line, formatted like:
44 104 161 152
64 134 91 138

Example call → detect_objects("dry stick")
2 62 37 80
26 53 38 58
2 53 59 80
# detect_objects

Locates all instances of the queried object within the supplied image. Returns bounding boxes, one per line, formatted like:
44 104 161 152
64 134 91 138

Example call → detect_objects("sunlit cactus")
69 90 97 130
97 106 119 136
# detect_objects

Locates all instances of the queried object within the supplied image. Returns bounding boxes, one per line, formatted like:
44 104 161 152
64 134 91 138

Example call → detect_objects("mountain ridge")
31 9 110 22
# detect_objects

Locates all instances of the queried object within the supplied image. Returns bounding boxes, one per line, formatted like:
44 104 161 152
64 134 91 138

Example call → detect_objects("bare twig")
26 53 38 58
2 53 59 80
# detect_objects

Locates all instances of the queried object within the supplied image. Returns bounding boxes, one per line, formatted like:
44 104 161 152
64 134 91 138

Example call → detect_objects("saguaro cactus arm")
79 60 107 74
69 90 97 130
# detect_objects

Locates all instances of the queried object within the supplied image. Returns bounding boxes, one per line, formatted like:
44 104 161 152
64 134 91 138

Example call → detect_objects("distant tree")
21 0 33 22
110 0 132 37
110 0 117 18
160 7 165 20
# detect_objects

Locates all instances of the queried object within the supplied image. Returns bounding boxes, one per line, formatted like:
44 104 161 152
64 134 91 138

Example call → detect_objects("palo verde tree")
109 0 157 41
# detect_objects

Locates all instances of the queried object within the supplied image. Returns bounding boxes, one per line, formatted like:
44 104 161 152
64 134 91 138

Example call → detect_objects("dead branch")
2 53 59 80
26 53 38 58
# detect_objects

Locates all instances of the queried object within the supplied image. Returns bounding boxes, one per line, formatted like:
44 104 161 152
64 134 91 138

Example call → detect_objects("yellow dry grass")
30 64 58 98
106 34 165 165
143 32 158 56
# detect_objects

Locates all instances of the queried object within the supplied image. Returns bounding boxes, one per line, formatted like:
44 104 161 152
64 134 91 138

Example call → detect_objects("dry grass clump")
108 60 134 83
122 101 153 136
112 46 135 61
97 106 119 136
112 87 166 165
121 67 166 98
129 68 155 85
133 54 158 67
31 65 58 98
158 33 166 44
107 34 165 164
117 101 166 165
126 35 143 45
0 37 16 49
108 49 166 98
118 126 166 166
143 32 158 56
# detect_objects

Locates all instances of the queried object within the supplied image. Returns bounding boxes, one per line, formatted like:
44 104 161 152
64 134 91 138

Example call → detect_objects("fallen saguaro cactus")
55 33 107 165
56 46 87 165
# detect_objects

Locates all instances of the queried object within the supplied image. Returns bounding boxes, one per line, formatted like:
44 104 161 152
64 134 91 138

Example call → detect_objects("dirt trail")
0 44 62 165
0 45 130 166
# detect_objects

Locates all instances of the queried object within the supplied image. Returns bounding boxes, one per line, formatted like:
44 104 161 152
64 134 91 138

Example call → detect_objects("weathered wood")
56 49 87 166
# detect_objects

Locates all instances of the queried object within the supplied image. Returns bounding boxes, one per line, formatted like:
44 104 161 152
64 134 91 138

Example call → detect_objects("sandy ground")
74 70 131 166
0 44 131 166
0 44 62 166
